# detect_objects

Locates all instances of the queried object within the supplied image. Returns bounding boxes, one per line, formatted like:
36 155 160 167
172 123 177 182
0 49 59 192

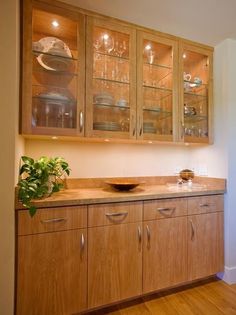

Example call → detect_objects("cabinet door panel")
17 229 87 315
188 212 224 280
88 223 142 308
143 217 187 293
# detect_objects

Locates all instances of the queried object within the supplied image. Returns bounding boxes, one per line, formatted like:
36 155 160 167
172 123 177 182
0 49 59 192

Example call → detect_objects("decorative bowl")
105 179 143 191
179 169 195 181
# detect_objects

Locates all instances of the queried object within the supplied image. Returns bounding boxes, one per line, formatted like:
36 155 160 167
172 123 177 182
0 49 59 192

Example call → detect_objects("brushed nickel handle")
79 111 83 132
41 218 67 224
199 203 210 207
181 121 184 139
146 225 150 243
138 226 142 243
133 127 136 136
105 212 128 217
189 219 195 240
139 126 143 136
80 233 85 252
157 207 176 211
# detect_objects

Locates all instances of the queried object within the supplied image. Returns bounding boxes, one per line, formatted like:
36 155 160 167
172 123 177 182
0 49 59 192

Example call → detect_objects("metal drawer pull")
105 212 128 217
79 111 83 132
189 219 195 240
146 225 150 242
138 226 142 243
200 203 211 207
81 233 85 252
133 127 136 136
41 218 67 224
157 207 176 212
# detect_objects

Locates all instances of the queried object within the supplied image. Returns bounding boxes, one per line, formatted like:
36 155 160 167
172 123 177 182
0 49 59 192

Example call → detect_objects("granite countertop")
15 176 226 210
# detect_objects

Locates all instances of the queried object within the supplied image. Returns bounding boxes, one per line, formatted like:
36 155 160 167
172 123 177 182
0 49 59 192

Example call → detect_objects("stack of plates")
143 122 157 134
93 121 121 131
94 92 114 106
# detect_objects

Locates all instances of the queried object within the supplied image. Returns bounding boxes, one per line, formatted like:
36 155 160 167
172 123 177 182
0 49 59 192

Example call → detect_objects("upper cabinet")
85 17 136 139
20 0 213 144
21 0 85 136
179 42 213 144
137 32 178 142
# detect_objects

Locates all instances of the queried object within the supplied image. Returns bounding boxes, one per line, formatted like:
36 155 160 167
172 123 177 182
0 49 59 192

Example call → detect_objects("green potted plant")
17 156 70 216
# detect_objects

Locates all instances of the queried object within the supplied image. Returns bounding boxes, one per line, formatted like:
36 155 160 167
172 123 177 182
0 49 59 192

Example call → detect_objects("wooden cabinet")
88 202 142 308
143 217 188 293
16 206 87 315
137 31 179 141
86 17 136 139
21 0 85 136
21 0 214 144
187 195 224 280
16 194 224 313
179 42 213 144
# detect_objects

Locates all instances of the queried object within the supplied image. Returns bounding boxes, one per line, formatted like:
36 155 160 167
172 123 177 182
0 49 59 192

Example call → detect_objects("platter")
105 179 143 191
36 37 72 71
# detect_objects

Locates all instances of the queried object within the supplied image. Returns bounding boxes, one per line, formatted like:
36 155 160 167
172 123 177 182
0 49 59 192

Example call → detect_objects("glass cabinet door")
180 43 213 143
137 32 178 141
22 2 85 136
86 17 136 139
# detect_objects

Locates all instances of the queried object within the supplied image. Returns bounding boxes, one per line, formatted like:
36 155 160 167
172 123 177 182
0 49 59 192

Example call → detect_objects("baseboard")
217 266 236 284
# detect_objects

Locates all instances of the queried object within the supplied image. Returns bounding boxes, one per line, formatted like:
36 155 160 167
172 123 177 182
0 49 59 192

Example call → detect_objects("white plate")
36 37 72 71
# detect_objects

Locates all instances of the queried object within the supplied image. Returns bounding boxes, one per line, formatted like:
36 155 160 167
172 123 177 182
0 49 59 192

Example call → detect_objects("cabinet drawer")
188 195 224 215
17 206 87 236
143 198 187 221
88 201 142 227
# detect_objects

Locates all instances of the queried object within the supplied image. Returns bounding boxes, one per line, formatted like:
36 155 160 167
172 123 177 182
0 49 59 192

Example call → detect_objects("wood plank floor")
86 278 236 315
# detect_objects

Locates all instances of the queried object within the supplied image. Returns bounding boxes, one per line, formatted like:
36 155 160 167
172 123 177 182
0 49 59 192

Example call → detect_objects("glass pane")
183 50 209 138
92 26 130 133
31 9 78 129
142 40 173 136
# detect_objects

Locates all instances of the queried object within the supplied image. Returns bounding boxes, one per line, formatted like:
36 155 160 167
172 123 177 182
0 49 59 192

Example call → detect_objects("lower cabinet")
17 229 87 315
88 223 142 308
187 212 224 280
16 195 224 314
143 217 188 293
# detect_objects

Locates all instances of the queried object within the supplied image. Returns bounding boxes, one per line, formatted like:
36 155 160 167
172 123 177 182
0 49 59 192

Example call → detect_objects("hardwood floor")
86 278 236 315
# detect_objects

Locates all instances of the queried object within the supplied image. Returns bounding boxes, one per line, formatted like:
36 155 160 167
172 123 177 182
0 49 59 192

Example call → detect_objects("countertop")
15 176 226 210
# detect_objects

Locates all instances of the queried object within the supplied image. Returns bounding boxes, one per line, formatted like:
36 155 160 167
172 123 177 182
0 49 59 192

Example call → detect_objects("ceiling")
61 0 236 46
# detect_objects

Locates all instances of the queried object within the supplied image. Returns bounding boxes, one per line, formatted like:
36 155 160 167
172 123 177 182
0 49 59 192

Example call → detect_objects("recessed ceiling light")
52 20 59 28
145 44 152 50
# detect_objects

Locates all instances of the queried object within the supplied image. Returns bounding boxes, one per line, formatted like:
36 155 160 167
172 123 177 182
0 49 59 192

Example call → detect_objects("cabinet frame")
21 0 86 136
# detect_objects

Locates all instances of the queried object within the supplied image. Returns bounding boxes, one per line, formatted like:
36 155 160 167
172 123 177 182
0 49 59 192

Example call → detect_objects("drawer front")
88 201 142 227
188 195 224 215
143 198 187 221
18 206 87 236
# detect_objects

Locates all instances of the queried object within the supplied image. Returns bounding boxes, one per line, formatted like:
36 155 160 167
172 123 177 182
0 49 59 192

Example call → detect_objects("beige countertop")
16 176 226 210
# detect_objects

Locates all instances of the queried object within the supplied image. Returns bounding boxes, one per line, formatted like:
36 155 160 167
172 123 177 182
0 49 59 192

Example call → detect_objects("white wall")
25 140 191 178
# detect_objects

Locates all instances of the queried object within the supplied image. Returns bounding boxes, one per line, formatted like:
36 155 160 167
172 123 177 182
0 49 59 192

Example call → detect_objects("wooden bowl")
105 179 143 191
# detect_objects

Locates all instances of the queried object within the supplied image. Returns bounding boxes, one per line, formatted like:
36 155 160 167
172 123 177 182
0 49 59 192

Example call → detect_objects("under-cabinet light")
183 53 187 59
103 33 109 40
148 141 153 144
52 20 59 28
104 139 110 142
52 136 58 140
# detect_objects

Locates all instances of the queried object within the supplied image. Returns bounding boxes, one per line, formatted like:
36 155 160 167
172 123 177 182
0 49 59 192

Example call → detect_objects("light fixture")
52 20 59 28
148 141 153 144
183 53 186 59
104 139 110 142
103 33 109 40
52 136 58 140
145 44 152 50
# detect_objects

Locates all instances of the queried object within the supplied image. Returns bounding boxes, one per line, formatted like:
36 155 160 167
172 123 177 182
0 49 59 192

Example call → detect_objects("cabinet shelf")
93 77 130 85
33 95 76 105
94 51 129 61
143 62 172 70
143 85 172 93
33 50 78 61
94 103 130 110
184 91 207 98
184 114 207 123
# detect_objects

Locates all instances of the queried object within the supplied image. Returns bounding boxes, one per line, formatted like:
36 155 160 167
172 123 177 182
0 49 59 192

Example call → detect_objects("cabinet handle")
41 218 67 224
80 233 85 252
199 203 211 207
189 219 195 240
133 127 136 136
157 207 176 211
146 225 150 243
105 211 128 217
79 111 83 132
138 226 142 243
181 121 184 139
139 126 143 136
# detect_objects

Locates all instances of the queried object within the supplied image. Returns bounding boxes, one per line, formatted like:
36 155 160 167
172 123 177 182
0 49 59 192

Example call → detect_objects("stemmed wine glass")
102 33 114 79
